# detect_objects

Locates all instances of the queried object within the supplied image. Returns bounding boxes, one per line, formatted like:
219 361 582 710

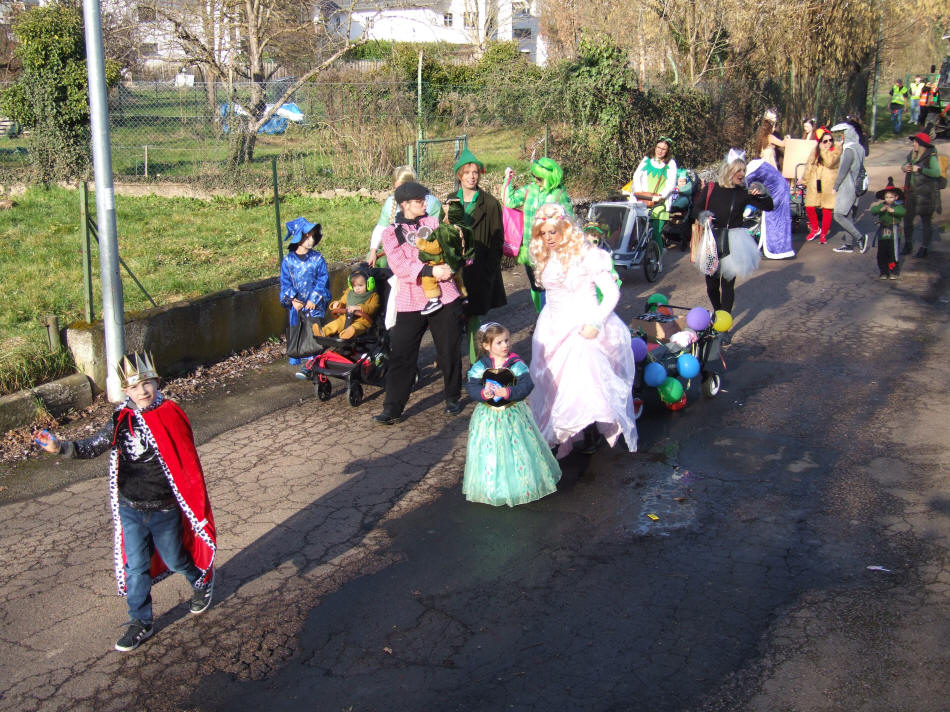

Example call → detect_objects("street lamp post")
82 0 125 401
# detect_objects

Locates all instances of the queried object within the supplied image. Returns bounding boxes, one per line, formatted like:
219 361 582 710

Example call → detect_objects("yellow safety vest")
910 81 925 100
890 84 908 106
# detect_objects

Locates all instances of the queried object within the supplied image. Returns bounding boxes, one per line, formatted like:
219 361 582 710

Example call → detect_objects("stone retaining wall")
66 265 350 393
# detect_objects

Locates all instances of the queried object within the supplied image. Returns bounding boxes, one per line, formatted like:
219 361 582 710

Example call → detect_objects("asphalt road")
2 136 949 712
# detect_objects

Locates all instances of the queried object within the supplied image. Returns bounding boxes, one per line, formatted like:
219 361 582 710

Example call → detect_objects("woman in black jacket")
692 151 774 317
452 148 507 362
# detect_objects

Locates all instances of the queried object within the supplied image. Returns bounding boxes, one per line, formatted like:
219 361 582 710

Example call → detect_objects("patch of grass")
0 338 75 394
0 186 381 393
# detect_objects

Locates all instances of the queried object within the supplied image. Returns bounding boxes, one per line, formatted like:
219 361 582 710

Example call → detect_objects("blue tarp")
219 102 304 135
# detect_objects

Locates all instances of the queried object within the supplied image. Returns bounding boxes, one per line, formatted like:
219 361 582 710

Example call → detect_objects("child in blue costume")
462 322 561 507
279 217 331 375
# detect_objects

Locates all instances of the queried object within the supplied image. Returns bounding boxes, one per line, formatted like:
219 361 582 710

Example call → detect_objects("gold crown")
116 352 159 388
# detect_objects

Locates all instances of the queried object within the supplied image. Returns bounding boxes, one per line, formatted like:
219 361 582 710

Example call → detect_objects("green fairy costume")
504 158 573 312
504 157 574 265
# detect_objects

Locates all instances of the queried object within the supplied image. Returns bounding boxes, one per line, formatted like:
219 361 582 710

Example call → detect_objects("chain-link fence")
0 74 891 192
0 79 553 191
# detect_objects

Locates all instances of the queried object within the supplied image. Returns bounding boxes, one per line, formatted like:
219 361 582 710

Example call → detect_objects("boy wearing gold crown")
33 353 216 652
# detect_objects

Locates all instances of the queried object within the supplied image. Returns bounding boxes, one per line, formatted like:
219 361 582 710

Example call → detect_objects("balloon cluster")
633 296 733 412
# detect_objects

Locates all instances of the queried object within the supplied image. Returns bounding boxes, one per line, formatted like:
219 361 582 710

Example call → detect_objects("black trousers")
705 271 736 313
877 237 899 275
384 299 462 414
903 199 935 249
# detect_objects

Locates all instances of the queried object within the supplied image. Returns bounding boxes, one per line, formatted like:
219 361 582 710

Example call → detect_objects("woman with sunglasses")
630 136 678 249
802 127 840 243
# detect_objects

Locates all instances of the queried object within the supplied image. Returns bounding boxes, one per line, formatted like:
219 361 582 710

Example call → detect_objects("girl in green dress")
462 323 561 507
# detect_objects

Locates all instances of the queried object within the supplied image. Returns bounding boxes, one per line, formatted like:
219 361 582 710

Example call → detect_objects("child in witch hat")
870 177 906 280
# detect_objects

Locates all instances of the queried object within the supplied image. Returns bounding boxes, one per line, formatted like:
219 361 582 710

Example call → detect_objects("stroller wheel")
644 240 662 282
702 373 721 398
316 379 332 401
633 397 644 420
347 382 363 407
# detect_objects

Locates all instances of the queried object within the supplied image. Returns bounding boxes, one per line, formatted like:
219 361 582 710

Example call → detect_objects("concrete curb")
0 373 93 432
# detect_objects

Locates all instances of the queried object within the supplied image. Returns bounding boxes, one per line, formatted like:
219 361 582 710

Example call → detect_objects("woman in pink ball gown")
528 204 638 457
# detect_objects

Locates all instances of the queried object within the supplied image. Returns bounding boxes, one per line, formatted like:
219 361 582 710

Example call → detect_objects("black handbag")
286 314 323 358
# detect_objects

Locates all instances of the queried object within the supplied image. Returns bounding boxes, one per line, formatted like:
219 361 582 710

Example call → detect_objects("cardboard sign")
783 138 816 180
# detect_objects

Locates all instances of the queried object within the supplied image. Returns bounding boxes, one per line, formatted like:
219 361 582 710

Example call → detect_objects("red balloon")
665 393 688 411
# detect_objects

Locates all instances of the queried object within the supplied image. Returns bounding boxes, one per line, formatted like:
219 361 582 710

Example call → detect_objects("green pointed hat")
453 148 484 174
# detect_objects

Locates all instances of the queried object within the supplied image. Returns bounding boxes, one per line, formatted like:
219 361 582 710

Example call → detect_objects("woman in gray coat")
830 119 868 254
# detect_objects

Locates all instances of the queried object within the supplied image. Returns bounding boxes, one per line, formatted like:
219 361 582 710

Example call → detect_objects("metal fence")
0 76 893 190
0 79 554 190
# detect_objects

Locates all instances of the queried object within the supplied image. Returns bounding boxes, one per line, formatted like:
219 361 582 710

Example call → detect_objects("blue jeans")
119 502 202 624
890 105 903 133
910 99 920 124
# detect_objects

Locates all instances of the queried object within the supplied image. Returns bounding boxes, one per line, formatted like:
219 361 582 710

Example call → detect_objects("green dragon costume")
504 157 574 312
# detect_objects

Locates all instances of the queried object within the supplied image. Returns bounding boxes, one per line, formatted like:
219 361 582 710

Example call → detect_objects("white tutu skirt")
720 227 761 280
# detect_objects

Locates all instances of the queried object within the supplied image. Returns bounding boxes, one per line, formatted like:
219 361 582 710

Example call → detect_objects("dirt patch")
0 339 287 466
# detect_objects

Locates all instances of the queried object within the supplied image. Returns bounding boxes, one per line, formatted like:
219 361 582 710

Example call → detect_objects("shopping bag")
286 313 323 358
720 227 761 280
696 221 719 276
501 174 524 258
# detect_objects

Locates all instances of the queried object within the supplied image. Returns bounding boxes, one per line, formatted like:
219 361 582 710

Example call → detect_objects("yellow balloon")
713 310 733 332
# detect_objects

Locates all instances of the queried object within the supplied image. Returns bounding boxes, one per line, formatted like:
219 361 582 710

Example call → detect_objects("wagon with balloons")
628 293 731 415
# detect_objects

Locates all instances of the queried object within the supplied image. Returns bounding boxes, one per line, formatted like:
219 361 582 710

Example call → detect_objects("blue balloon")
644 362 667 387
677 353 700 379
631 337 648 363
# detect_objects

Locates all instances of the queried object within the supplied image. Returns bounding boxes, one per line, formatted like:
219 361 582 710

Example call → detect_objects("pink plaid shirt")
382 216 461 313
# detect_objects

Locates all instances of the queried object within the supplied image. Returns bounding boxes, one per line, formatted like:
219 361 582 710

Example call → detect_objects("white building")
349 0 546 65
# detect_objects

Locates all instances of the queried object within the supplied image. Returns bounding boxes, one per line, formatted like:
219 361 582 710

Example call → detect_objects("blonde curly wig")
528 203 588 287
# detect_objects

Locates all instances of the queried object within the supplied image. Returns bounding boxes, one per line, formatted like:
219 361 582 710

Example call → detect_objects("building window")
140 42 158 57
443 12 453 26
512 1 530 17
513 27 531 39
463 11 476 29
137 5 156 22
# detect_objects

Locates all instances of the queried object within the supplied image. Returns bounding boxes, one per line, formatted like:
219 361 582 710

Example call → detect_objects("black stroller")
303 266 392 407
631 302 726 414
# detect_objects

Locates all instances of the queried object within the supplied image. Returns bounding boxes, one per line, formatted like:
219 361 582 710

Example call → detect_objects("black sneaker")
444 399 464 415
373 408 402 425
115 619 153 652
832 244 854 253
420 298 443 316
190 574 214 615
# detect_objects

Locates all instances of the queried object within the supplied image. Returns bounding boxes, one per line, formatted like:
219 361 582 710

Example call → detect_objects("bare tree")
149 0 372 164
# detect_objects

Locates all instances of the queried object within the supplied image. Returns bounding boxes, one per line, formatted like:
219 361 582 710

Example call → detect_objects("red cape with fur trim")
110 399 216 593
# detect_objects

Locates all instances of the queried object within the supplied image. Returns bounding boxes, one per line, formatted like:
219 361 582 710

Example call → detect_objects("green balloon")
659 377 684 403
647 293 669 305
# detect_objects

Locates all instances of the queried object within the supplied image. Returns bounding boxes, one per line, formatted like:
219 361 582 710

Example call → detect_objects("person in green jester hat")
504 158 573 313
453 148 507 363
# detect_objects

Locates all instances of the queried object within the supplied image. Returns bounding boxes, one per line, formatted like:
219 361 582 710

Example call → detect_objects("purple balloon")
631 337 648 362
686 307 711 331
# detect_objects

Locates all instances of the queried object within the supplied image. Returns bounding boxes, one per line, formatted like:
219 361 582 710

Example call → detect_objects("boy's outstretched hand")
33 429 59 453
